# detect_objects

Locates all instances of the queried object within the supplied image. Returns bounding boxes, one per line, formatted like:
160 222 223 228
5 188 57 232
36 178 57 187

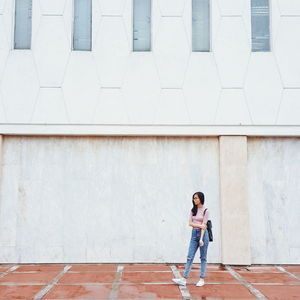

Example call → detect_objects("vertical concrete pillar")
219 136 251 265
0 135 2 179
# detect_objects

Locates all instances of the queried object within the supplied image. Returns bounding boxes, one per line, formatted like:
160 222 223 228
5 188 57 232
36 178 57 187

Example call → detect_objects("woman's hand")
199 239 204 247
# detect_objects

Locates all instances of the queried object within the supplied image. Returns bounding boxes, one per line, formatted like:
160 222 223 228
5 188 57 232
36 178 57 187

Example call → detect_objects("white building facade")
0 0 299 265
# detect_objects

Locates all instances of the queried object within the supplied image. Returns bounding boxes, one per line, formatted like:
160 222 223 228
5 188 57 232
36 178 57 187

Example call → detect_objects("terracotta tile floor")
0 264 299 299
179 270 239 283
237 272 300 284
59 272 116 284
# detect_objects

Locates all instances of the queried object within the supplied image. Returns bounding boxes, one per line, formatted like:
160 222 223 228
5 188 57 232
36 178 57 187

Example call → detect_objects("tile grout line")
170 265 191 300
252 283 300 286
276 266 300 281
0 281 252 286
32 265 72 300
0 265 19 278
42 299 186 300
7 270 174 274
225 266 267 299
109 265 124 299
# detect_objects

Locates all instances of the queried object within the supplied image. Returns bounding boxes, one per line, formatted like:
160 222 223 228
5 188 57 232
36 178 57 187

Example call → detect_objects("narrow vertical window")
73 0 92 51
14 0 32 49
192 0 210 52
251 0 270 51
133 0 151 51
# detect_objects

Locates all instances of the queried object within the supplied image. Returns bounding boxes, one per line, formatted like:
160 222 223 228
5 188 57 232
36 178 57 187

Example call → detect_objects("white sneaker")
172 278 186 286
196 279 205 287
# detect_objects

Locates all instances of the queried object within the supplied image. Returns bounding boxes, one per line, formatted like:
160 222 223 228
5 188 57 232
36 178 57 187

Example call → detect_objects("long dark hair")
191 192 205 216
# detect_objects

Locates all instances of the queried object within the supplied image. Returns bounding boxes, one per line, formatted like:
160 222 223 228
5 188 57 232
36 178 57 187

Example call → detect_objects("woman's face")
193 194 201 206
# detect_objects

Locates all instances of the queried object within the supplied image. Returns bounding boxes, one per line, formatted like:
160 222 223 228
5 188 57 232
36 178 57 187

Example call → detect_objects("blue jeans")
183 228 209 279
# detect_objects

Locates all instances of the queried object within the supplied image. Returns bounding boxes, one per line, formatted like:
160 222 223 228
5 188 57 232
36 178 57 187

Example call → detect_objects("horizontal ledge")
0 124 299 137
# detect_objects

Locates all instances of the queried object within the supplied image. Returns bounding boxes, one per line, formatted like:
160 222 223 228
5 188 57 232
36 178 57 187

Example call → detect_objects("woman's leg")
183 230 199 279
199 230 209 279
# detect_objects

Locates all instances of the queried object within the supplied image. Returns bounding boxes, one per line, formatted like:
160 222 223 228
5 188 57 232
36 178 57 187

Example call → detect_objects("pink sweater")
189 206 209 225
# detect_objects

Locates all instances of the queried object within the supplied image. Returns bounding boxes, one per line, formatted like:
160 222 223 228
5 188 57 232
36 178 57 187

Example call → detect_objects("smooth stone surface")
248 138 300 264
219 136 251 265
0 136 220 263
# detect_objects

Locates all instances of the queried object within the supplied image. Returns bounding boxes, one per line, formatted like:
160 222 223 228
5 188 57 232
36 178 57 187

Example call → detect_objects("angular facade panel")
31 88 69 123
0 93 6 122
182 0 192 47
158 0 185 16
1 52 39 123
215 89 252 125
0 0 5 13
33 16 70 86
277 0 300 15
217 0 248 16
94 17 129 87
153 89 190 124
0 15 9 81
39 0 66 15
0 0 297 129
154 18 190 88
122 54 160 123
1 3 10 39
270 0 281 43
244 53 283 124
214 17 250 87
62 52 100 123
99 0 126 15
277 90 300 125
183 54 221 124
93 88 129 124
274 18 300 87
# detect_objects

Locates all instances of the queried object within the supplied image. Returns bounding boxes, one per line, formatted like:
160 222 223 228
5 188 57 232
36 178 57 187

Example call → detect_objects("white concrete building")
0 0 299 265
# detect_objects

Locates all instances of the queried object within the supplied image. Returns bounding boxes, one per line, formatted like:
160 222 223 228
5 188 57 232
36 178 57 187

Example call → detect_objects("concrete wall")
1 136 299 264
248 138 300 264
0 0 299 136
0 136 221 263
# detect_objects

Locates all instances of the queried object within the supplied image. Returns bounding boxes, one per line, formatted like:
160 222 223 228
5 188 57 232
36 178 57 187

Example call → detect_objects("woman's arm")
189 222 206 229
200 209 209 246
199 227 205 246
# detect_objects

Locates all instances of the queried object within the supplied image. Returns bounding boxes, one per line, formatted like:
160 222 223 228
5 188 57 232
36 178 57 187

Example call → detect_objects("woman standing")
172 192 209 287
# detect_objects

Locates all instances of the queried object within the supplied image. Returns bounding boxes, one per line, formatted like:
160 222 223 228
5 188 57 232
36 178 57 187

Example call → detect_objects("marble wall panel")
0 136 221 263
248 138 300 264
